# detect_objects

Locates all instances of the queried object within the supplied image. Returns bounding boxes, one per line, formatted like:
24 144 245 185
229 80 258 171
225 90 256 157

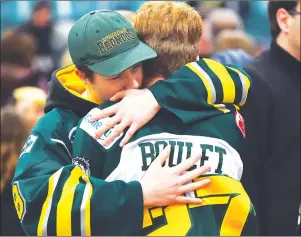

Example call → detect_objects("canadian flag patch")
235 111 246 138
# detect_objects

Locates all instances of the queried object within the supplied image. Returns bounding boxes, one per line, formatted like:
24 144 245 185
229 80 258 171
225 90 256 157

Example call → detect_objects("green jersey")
72 59 258 236
12 65 143 236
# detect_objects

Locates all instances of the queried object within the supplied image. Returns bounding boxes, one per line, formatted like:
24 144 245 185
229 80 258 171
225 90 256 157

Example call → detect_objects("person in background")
205 8 244 55
210 29 258 67
213 29 258 56
1 106 28 236
1 30 38 106
17 0 56 84
211 49 253 67
13 86 47 131
240 1 300 235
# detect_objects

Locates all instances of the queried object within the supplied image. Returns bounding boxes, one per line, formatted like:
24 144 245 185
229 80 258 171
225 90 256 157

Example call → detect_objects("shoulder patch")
72 156 90 176
235 111 246 138
20 135 38 157
80 108 124 149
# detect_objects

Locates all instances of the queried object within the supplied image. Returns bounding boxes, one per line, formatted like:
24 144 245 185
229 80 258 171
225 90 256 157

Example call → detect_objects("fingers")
153 145 171 166
110 90 128 102
178 166 211 185
90 104 118 121
172 154 202 174
102 119 130 146
174 196 203 205
178 178 211 194
119 122 140 147
94 116 120 139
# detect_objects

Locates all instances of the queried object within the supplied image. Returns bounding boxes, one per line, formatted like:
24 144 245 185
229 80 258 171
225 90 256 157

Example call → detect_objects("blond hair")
214 30 257 56
116 10 136 25
1 106 28 192
135 1 203 78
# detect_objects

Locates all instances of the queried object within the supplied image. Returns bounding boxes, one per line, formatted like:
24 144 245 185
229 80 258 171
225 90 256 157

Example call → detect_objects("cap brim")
87 41 157 77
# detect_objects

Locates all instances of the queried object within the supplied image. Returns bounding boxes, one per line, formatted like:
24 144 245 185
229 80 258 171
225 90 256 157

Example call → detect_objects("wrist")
145 88 161 111
141 182 154 207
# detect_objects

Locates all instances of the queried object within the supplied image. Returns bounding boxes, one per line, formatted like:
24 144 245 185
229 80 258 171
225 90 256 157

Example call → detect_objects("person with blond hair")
1 106 28 235
73 1 257 235
213 29 258 56
13 86 47 131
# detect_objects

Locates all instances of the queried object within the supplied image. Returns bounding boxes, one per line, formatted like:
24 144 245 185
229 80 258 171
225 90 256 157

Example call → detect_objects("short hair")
135 1 203 78
1 106 28 192
116 10 136 25
214 29 257 56
1 29 36 67
207 8 243 39
268 1 299 38
75 65 94 82
32 0 52 14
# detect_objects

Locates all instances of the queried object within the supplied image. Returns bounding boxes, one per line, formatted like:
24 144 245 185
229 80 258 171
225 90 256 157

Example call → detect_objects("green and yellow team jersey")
12 65 144 236
72 59 258 236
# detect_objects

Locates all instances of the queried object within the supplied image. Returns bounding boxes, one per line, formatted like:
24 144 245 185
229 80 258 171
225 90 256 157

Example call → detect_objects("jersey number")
143 175 252 236
13 182 26 222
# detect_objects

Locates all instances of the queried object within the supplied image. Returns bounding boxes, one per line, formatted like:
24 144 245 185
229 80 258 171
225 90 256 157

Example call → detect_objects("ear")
276 8 290 34
75 69 89 85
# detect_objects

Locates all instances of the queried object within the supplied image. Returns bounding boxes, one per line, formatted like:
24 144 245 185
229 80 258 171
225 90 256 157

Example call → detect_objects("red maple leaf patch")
235 111 246 138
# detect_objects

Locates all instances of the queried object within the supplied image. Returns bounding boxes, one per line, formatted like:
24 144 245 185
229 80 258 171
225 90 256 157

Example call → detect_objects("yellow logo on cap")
96 28 135 55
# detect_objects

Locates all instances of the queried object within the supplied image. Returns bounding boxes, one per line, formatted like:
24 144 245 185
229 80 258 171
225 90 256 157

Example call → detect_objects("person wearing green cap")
11 10 211 236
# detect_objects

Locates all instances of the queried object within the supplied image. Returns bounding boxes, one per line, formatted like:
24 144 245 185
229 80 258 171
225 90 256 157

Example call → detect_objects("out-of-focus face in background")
13 87 47 131
32 6 52 28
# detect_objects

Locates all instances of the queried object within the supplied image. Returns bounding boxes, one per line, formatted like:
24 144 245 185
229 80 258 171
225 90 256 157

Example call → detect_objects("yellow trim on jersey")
226 66 251 107
233 104 240 110
213 104 230 113
186 62 230 114
186 62 214 105
56 167 84 236
37 168 63 236
203 59 236 104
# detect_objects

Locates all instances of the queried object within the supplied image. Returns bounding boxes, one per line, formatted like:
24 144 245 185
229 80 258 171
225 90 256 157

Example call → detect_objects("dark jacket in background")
242 41 300 235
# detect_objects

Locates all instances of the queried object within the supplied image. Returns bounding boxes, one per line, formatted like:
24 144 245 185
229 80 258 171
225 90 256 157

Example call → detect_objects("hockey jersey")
12 65 144 236
72 59 258 236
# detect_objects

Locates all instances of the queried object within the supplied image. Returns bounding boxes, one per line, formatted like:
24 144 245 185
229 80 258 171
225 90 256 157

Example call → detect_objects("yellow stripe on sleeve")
186 62 215 104
226 66 251 107
37 168 63 236
213 104 230 113
56 167 85 236
203 59 236 104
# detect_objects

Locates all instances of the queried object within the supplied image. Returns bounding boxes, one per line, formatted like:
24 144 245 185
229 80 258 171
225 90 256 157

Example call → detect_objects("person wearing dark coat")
241 1 300 235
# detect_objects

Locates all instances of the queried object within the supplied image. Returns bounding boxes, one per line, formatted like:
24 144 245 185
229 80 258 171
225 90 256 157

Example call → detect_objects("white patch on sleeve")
79 108 124 149
20 135 38 157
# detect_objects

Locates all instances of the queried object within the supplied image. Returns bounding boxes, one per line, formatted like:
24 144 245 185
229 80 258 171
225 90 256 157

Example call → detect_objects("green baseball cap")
68 10 157 77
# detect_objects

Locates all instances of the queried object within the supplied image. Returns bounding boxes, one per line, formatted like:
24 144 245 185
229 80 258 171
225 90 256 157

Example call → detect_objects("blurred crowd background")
1 0 273 235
